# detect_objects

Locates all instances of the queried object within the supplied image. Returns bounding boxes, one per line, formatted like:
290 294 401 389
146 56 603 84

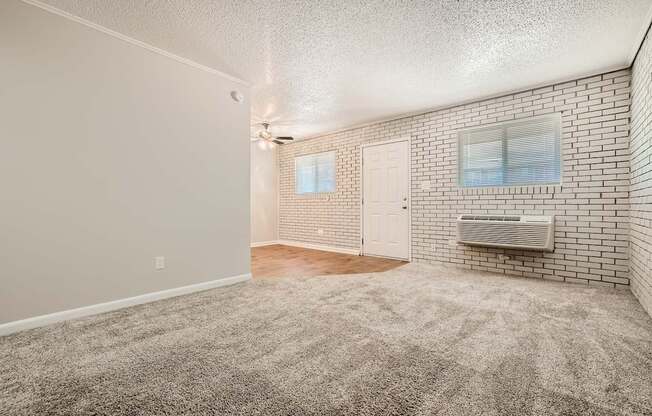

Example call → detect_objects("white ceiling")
38 0 652 139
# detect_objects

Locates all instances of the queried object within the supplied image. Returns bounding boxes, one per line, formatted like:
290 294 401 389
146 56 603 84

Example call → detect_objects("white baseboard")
250 240 279 247
277 240 360 256
0 273 251 337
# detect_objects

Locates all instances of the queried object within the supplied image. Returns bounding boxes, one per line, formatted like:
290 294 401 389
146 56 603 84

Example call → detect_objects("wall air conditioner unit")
457 215 554 251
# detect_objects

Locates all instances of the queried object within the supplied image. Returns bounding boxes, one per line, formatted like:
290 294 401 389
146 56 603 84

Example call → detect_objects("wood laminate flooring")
251 244 406 278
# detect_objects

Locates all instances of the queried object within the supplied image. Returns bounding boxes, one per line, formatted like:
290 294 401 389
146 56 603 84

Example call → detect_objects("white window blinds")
458 114 561 187
295 151 336 194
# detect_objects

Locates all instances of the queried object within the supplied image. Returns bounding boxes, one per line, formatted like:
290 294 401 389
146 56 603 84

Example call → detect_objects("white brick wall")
630 32 652 315
279 69 631 288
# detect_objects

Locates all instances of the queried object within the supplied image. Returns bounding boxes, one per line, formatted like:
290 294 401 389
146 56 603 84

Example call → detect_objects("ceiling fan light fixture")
255 122 294 145
260 130 272 140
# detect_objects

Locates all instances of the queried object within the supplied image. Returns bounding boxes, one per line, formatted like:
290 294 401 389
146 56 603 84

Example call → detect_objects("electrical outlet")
497 254 510 261
448 239 457 247
155 256 165 270
317 228 324 235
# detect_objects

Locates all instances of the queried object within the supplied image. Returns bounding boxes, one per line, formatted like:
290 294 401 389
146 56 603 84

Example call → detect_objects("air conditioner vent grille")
456 215 554 251
459 215 521 221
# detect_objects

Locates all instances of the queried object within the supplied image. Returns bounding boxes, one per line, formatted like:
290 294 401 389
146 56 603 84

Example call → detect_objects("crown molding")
20 0 250 86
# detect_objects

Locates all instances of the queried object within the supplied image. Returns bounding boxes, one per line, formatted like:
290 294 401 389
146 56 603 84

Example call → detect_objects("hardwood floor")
251 244 407 278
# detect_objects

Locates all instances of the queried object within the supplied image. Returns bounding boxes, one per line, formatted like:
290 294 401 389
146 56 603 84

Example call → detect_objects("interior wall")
251 141 278 244
0 0 250 324
279 69 632 288
630 29 652 316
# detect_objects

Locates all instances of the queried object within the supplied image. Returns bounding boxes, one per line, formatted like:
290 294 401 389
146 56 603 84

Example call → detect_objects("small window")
458 114 561 187
295 151 336 194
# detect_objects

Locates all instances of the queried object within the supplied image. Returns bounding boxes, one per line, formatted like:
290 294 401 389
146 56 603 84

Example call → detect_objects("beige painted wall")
0 0 251 324
250 141 278 244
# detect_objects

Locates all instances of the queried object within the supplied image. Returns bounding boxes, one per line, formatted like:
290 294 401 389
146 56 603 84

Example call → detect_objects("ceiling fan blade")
275 136 294 141
273 140 285 145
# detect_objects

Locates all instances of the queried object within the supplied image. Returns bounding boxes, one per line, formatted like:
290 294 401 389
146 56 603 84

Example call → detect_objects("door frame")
359 136 412 261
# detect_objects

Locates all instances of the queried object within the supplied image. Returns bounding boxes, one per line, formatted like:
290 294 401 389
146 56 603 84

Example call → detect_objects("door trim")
359 137 411 261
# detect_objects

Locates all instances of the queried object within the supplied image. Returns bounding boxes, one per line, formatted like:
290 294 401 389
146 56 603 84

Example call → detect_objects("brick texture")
279 69 631 288
630 32 652 314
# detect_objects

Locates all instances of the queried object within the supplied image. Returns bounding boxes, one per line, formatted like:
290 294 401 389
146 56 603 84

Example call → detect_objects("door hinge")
361 238 364 245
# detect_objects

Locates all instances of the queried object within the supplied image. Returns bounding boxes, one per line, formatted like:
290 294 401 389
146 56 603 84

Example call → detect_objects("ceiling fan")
255 122 294 145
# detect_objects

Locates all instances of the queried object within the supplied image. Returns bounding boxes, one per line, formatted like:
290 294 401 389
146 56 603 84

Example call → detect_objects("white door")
362 140 409 260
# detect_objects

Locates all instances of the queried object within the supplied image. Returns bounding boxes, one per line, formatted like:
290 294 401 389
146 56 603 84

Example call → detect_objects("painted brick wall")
279 69 631 288
630 31 652 315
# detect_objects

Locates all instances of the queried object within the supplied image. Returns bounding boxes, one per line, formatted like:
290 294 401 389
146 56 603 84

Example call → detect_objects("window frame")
294 150 336 195
457 113 562 188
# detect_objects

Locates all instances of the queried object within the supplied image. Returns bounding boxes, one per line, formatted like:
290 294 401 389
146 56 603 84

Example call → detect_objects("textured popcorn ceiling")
38 0 652 139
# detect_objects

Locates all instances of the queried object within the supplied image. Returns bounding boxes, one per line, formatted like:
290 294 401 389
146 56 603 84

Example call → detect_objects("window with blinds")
295 151 336 194
458 114 561 187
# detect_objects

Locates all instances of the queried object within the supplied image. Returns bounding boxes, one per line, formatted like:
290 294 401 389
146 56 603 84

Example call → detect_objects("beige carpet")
1 263 651 415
